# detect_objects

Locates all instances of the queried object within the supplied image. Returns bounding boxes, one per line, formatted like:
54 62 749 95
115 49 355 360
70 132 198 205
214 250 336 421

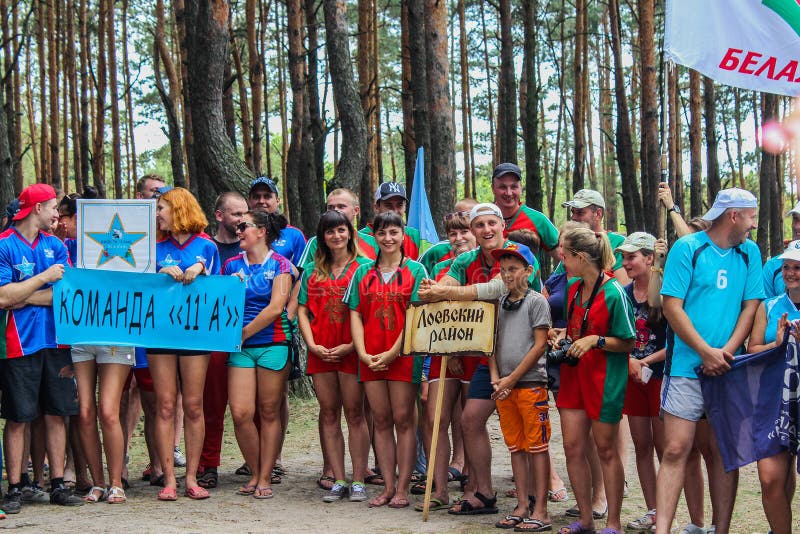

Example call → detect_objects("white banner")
76 199 157 272
665 0 800 96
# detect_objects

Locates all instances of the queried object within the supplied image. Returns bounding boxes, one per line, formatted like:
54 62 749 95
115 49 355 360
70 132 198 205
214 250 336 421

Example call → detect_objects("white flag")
665 0 800 96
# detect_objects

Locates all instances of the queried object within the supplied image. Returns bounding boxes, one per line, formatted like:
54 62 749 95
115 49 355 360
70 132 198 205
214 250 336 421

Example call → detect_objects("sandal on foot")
197 468 218 489
107 486 127 504
548 487 569 503
414 497 449 512
364 472 384 486
495 514 526 529
388 496 410 509
410 481 430 495
184 486 210 500
317 475 335 490
235 463 252 476
597 529 621 534
447 467 463 483
368 494 392 508
253 486 273 499
83 486 107 503
271 472 282 485
514 518 553 532
236 484 257 496
448 491 499 515
157 487 178 501
272 464 286 476
558 521 595 534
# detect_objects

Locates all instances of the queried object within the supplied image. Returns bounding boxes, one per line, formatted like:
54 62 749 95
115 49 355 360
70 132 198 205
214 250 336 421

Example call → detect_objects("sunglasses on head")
444 210 470 222
236 222 259 232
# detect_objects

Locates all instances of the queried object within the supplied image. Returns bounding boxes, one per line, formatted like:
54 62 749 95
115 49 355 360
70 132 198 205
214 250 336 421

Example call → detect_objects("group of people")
0 162 794 534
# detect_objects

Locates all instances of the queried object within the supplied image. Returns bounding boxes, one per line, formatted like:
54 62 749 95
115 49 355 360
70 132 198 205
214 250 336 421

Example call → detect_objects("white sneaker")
627 509 656 530
173 446 186 467
679 524 707 534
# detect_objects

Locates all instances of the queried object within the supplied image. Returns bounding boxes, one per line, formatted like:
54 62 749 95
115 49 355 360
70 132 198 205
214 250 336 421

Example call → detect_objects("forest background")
0 0 796 260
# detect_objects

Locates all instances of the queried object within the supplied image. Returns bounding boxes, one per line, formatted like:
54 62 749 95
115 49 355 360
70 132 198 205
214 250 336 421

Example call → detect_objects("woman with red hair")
148 187 220 501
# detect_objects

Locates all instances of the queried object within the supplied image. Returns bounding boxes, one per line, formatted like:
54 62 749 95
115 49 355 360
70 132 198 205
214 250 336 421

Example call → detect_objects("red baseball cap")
13 183 57 221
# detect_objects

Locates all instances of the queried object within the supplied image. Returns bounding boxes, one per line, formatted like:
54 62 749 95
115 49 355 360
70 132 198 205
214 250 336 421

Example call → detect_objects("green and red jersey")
431 257 455 281
298 234 378 269
359 224 421 260
298 256 372 375
503 205 559 264
419 241 454 274
446 240 542 292
556 275 635 423
344 258 427 382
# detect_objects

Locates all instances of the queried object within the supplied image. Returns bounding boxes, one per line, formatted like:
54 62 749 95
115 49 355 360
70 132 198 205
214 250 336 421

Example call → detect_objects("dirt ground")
0 397 795 533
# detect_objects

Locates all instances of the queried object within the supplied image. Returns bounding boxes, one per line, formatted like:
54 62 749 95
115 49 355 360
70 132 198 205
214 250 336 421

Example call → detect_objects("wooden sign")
401 300 497 356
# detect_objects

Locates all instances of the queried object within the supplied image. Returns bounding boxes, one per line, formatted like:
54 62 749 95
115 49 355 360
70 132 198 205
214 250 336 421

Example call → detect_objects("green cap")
562 189 605 209
615 232 656 253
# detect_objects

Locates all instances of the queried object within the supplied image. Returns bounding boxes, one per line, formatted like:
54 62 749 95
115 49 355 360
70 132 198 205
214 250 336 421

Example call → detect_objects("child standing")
489 243 553 531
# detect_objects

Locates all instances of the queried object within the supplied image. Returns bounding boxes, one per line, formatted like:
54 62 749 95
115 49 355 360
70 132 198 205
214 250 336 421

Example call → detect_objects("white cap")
786 201 800 218
779 240 800 262
469 203 503 223
702 188 758 221
563 189 605 209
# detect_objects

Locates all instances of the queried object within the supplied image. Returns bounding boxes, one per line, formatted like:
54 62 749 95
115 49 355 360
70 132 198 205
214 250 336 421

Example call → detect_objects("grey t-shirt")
494 290 552 385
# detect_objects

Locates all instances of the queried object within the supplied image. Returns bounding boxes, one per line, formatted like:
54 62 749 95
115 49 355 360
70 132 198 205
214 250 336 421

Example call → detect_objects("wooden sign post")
402 300 497 521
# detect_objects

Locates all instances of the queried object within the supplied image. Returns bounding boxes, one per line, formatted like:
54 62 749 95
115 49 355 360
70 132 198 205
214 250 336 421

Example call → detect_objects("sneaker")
173 446 186 468
49 484 85 506
21 484 49 504
1 488 22 514
322 482 349 502
680 524 707 534
349 482 368 502
627 509 656 530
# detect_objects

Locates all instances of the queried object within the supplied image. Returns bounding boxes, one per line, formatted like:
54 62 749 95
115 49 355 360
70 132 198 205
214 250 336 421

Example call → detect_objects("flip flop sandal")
157 487 178 501
547 487 569 503
495 515 525 529
253 486 273 499
387 496 410 509
364 473 384 486
236 484 257 496
271 472 282 484
107 486 127 504
592 508 608 520
447 467 463 483
184 486 210 500
448 491 499 515
272 464 286 476
197 469 218 489
597 529 621 534
410 481 431 495
83 486 107 503
235 463 252 476
368 494 392 508
317 475 335 490
410 471 426 483
514 518 553 532
414 497 449 512
558 521 595 534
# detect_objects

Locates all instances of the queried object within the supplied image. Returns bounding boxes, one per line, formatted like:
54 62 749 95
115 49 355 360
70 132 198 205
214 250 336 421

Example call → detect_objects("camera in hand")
547 339 579 367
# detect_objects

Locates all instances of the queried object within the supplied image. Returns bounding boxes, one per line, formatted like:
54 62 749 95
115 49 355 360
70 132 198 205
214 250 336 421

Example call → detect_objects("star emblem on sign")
86 213 147 268
13 256 35 279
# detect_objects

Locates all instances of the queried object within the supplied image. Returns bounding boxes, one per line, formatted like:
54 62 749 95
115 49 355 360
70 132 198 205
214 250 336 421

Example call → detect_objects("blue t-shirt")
65 238 77 266
762 255 784 299
0 228 70 358
222 251 294 346
544 271 568 328
661 232 764 378
763 293 800 344
156 233 221 275
271 226 306 267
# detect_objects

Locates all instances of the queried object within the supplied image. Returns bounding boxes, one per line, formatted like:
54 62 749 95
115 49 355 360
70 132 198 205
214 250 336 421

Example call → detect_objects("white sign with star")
77 199 157 272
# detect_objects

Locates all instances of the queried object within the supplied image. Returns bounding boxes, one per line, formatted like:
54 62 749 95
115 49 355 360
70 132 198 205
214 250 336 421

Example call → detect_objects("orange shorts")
496 385 551 453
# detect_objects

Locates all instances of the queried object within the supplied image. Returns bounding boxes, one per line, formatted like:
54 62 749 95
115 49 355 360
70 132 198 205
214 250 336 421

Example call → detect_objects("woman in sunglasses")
297 210 372 502
149 187 221 501
345 211 428 508
223 209 294 500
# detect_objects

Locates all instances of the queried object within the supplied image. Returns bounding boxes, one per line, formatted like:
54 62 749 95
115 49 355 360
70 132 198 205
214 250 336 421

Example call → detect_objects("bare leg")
560 408 595 531
73 360 104 492
313 372 346 482
339 372 369 483
363 380 396 504
387 381 419 506
255 364 290 495
97 363 132 489
655 414 696 534
228 367 259 490
591 420 624 532
147 354 179 490
177 355 210 490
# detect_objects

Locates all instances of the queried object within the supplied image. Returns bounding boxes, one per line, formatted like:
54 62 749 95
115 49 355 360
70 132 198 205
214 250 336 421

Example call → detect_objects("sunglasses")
236 222 259 232
444 210 470 222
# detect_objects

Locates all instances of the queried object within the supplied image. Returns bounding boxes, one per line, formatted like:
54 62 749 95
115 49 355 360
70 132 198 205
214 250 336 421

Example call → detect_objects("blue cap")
249 176 279 194
152 186 173 198
491 241 535 267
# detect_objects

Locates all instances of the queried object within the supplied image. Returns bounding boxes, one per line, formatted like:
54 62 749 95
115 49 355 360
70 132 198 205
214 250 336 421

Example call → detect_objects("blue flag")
407 147 439 252
697 334 796 472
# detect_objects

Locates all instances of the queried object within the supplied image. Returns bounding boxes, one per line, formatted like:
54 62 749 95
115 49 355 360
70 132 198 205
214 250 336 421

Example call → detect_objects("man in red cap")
0 183 84 509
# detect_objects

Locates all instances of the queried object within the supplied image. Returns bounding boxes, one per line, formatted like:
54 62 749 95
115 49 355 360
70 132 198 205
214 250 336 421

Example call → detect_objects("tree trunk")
400 0 415 195
122 0 137 191
79 0 90 191
357 0 379 213
155 0 185 187
0 78 14 208
572 0 586 192
107 0 122 198
184 0 253 214
757 93 778 257
478 0 495 165
496 0 516 164
175 0 197 188
275 3 288 202
92 0 107 196
734 88 744 188
424 0 454 235
407 0 430 200
703 76 720 203
457 0 471 197
260 0 273 177
689 69 702 218
230 28 253 170
600 7 617 230
522 0 542 210
608 0 640 232
305 0 325 201
323 0 367 197
246 0 263 173
638 0 658 233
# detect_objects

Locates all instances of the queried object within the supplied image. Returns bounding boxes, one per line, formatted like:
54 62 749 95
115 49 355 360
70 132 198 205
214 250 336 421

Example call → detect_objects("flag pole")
657 37 669 245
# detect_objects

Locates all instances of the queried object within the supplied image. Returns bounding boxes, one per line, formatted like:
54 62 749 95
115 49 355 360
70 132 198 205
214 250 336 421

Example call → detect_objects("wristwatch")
596 336 606 349
669 204 681 214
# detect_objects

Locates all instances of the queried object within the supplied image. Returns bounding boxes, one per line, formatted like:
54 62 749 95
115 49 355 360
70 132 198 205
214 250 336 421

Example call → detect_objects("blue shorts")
228 345 289 371
467 364 493 400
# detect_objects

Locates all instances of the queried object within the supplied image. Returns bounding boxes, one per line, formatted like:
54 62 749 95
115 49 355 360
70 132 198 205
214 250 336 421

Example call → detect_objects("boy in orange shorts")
488 243 552 531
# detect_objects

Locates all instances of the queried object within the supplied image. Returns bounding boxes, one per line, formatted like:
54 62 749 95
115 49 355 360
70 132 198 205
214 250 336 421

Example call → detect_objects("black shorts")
1 348 79 422
467 364 493 400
